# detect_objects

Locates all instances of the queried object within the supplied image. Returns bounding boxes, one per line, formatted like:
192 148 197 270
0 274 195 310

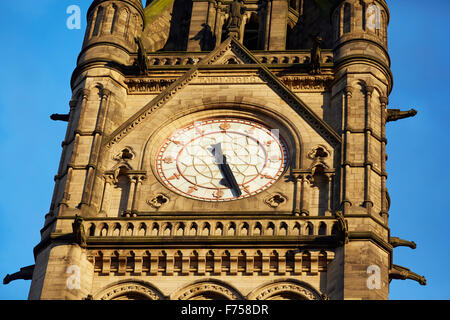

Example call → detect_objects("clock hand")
209 143 242 197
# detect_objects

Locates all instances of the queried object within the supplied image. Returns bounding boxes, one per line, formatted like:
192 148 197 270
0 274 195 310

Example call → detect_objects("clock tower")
22 0 425 300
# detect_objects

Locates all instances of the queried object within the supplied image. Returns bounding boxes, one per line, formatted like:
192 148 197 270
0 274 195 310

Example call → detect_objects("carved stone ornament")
307 145 330 160
281 75 334 92
113 147 136 162
264 193 288 208
147 193 170 209
95 282 165 300
175 282 242 300
125 79 176 94
250 281 322 300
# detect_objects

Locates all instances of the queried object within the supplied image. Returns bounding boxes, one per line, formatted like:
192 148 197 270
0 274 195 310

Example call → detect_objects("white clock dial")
156 118 288 201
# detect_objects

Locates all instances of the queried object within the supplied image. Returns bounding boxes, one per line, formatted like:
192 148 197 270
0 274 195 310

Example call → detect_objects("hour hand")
209 143 242 197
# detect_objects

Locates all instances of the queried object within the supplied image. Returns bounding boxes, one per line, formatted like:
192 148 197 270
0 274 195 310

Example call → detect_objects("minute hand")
210 143 242 197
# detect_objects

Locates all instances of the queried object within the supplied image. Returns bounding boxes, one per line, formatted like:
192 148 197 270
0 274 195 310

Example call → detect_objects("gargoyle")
335 211 349 245
72 215 87 248
386 109 418 122
390 237 417 249
135 36 150 75
3 265 35 285
310 35 323 75
389 264 426 286
50 113 70 122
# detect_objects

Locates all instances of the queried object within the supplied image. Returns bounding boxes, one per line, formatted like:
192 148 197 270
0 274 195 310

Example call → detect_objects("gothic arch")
93 280 165 300
247 279 323 300
171 279 244 300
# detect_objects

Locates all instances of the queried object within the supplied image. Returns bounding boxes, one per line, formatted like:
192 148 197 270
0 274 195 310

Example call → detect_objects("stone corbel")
389 264 426 286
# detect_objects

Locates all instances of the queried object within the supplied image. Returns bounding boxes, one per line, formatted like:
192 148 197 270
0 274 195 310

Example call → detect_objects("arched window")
89 223 96 236
215 222 224 236
343 3 351 34
92 6 104 37
126 223 134 236
318 222 327 235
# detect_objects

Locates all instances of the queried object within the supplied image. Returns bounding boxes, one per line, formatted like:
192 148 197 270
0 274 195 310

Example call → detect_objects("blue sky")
0 0 448 300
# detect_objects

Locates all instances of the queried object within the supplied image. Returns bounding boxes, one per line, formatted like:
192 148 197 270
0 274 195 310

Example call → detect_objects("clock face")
156 118 289 202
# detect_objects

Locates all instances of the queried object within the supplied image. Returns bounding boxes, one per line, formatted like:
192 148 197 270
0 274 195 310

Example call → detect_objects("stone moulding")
94 281 165 300
124 78 177 94
252 282 320 300
174 281 243 300
281 75 334 92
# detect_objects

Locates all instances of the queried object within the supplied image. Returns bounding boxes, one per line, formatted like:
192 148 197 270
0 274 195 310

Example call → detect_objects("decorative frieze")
88 248 335 277
124 79 176 94
281 75 334 92
190 75 264 84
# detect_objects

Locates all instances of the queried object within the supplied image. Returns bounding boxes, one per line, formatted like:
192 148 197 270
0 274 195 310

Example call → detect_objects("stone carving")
307 145 330 159
265 193 288 208
147 194 170 209
3 265 35 285
334 211 349 245
113 147 135 162
125 79 176 94
251 282 322 300
386 108 418 122
226 0 245 34
135 37 150 75
389 265 426 286
97 282 164 300
72 214 87 248
50 113 69 122
282 75 334 91
310 36 323 75
390 237 417 249
191 75 263 84
176 282 242 300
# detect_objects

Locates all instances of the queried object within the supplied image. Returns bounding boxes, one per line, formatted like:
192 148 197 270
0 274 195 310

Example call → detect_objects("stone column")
99 174 115 214
126 176 137 214
364 85 375 213
300 175 311 216
379 96 389 223
341 86 353 212
83 88 111 208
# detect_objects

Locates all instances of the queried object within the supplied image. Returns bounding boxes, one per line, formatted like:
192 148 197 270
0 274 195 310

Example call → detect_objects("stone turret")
332 0 390 68
78 0 145 67
327 0 393 300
